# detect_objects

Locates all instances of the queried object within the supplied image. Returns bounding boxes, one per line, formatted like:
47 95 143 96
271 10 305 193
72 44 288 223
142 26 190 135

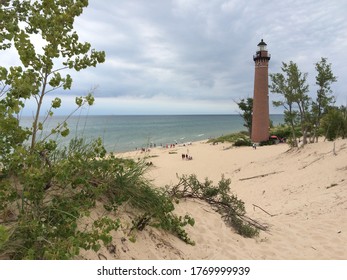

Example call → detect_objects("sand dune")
83 138 347 260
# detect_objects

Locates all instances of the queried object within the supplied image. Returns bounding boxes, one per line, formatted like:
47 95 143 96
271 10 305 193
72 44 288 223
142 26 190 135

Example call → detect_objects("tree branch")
239 171 284 181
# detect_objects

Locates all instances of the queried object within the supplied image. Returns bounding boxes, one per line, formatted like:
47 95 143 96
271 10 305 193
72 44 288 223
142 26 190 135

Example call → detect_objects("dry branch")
239 171 284 181
299 157 324 169
168 175 268 237
252 204 277 217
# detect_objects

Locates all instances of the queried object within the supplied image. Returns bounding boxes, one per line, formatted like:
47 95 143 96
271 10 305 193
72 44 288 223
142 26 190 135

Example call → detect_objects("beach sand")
82 138 347 260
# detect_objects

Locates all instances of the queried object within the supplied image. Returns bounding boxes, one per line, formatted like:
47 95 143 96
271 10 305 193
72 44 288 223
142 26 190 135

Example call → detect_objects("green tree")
0 0 105 150
236 97 253 137
311 57 337 142
341 105 347 139
321 106 345 141
270 61 310 146
0 0 110 259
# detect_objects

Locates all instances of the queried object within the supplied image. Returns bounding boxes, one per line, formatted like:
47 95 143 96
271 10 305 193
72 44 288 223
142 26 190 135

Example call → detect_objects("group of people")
182 154 193 160
165 144 176 148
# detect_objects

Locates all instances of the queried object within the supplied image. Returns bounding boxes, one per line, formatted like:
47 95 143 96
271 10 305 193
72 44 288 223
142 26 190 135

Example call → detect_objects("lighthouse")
251 39 271 143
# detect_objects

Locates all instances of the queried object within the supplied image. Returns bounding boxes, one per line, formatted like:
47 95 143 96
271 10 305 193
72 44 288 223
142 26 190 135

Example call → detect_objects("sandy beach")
82 138 347 260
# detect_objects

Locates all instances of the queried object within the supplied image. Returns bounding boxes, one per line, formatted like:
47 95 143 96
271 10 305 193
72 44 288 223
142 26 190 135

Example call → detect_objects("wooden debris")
239 171 284 181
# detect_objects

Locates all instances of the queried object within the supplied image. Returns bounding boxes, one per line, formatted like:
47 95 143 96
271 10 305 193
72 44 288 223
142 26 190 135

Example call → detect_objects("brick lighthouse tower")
251 39 271 143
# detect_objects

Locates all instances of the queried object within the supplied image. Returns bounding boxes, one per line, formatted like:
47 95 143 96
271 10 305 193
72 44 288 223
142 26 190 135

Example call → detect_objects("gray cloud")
13 0 347 114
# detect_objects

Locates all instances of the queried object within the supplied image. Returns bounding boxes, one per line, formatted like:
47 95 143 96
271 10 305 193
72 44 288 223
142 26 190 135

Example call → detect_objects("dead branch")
326 183 338 189
239 171 284 181
168 175 269 236
252 204 277 217
299 156 324 170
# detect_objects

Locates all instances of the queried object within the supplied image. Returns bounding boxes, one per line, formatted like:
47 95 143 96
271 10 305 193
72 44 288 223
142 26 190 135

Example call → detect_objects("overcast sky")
7 0 347 115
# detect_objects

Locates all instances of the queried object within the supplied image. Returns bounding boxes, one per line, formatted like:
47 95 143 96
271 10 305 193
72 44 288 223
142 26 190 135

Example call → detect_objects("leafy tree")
270 61 310 146
321 106 347 141
311 58 337 142
341 105 347 139
0 0 105 150
236 98 253 137
0 0 111 259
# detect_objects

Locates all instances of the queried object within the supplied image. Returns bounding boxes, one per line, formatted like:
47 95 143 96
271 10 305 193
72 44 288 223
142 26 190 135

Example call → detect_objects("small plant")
233 138 252 147
168 174 265 238
259 139 275 146
208 132 250 145
103 162 195 245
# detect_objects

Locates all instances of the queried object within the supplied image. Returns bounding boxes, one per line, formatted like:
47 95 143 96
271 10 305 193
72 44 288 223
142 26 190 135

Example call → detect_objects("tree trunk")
31 73 48 150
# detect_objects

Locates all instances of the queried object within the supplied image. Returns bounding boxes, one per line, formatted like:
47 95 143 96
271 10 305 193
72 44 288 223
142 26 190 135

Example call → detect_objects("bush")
208 132 250 145
321 108 346 140
233 138 252 147
259 139 275 146
0 137 195 259
270 124 292 139
168 175 264 238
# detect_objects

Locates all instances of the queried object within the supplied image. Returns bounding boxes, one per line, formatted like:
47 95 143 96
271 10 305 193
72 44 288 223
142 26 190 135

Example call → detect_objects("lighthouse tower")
251 39 271 143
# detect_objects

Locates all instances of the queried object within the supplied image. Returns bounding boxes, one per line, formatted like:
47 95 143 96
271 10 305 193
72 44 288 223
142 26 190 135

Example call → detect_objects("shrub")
270 124 292 139
321 108 346 141
0 137 196 259
233 138 252 147
208 132 250 145
168 174 264 238
259 139 275 146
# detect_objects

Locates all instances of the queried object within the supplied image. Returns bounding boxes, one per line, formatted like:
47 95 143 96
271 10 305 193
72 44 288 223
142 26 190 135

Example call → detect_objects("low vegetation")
168 175 262 237
1 136 263 259
207 131 251 147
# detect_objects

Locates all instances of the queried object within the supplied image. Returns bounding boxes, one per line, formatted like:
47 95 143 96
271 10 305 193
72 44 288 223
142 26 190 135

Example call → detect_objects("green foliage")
169 174 261 238
314 58 337 110
207 131 250 145
1 136 198 259
0 225 9 250
259 139 275 146
0 1 118 259
0 137 117 259
321 107 347 141
233 137 252 147
270 124 293 140
270 58 339 146
0 0 105 149
101 157 195 245
270 61 310 146
311 58 337 142
236 98 253 137
0 107 30 164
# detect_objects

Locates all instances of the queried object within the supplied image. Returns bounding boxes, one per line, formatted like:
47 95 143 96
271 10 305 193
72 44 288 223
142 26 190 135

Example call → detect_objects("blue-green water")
20 115 284 153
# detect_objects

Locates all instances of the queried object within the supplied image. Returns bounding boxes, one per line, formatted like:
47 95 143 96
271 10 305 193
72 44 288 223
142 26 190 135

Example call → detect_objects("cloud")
4 0 347 114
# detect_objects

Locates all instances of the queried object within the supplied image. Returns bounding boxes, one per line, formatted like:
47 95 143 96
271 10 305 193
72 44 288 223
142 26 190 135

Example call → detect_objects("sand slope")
82 139 347 260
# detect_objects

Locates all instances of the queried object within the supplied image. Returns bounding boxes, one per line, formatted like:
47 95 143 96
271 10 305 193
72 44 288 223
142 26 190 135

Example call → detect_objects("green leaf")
85 94 95 106
63 74 72 90
52 97 62 109
75 97 83 107
60 128 70 137
0 225 10 249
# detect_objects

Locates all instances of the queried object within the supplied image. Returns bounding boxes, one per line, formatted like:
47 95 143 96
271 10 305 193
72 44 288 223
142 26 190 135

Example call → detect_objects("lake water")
20 114 284 153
